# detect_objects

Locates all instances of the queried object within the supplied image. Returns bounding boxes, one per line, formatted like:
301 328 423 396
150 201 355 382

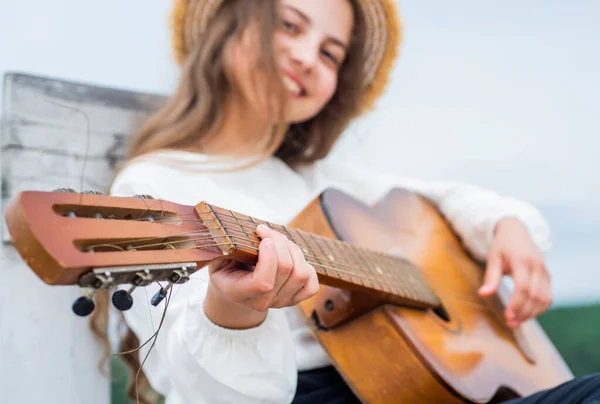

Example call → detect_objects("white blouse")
110 150 551 404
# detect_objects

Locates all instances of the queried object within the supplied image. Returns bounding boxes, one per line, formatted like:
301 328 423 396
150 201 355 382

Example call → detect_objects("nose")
289 36 319 73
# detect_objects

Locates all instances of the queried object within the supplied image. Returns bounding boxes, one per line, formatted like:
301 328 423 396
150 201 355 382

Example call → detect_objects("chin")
284 105 323 124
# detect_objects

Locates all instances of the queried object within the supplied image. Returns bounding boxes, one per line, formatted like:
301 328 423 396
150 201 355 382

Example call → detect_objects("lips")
282 72 306 97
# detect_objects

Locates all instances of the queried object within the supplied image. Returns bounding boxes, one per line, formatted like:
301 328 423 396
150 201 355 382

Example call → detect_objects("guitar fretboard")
198 203 440 309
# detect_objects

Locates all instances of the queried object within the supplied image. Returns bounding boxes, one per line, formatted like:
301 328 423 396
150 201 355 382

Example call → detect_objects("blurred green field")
111 303 600 403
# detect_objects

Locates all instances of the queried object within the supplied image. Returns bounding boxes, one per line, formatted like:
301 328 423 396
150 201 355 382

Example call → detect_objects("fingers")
292 269 320 304
210 224 320 312
226 238 278 303
505 263 531 327
290 243 319 303
479 251 504 297
256 225 293 291
513 260 553 326
272 242 319 307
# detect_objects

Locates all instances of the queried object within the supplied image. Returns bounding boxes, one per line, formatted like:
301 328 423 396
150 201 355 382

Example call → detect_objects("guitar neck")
197 202 440 310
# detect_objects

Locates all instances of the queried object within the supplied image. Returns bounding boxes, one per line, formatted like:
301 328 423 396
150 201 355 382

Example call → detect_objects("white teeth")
282 75 302 95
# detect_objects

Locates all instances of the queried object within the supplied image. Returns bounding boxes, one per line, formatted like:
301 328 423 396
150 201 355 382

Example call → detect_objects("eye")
281 19 299 34
321 50 340 66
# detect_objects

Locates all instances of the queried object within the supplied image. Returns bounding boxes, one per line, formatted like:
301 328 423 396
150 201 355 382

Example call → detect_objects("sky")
1 0 598 305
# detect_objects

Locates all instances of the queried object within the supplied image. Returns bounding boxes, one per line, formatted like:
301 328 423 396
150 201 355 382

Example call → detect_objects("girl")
98 0 598 403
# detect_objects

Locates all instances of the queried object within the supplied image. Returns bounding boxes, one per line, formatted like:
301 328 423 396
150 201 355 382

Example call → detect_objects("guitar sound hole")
433 304 451 322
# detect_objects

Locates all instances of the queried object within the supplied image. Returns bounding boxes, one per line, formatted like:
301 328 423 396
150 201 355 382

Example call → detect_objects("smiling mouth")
282 75 306 97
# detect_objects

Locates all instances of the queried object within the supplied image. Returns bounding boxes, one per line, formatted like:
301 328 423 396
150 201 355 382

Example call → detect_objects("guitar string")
113 285 173 404
79 206 428 282
80 204 490 305
84 208 398 262
87 237 436 302
84 211 417 280
85 236 487 305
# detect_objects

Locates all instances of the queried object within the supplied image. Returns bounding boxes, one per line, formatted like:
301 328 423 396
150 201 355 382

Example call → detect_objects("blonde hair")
91 1 368 402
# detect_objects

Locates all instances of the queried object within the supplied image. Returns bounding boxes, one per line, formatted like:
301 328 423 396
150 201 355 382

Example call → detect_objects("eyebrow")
283 4 349 51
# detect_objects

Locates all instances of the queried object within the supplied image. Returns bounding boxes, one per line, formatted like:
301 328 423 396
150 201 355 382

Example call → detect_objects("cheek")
314 71 338 106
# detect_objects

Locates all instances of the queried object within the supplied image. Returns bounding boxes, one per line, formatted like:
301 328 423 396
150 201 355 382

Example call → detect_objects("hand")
204 224 320 329
478 217 552 328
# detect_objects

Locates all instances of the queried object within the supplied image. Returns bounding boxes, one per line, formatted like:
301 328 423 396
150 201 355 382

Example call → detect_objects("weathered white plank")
0 72 166 404
0 247 109 404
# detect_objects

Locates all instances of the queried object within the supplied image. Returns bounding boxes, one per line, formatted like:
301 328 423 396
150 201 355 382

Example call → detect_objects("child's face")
275 0 354 123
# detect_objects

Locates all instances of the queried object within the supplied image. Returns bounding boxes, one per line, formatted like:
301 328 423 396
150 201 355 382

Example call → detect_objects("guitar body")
289 187 573 403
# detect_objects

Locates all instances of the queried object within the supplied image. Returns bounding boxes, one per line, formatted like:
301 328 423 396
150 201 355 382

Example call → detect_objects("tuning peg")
72 295 95 317
53 188 76 193
151 284 172 306
112 290 134 311
111 284 137 311
82 190 103 195
133 194 155 199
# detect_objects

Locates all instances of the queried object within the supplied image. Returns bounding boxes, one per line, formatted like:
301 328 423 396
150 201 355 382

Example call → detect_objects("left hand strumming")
478 217 553 328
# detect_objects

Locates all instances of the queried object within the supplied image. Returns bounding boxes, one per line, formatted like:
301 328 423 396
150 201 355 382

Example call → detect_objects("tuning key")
112 291 133 311
53 188 76 193
72 295 95 317
112 285 137 311
133 194 155 199
151 284 173 307
82 190 103 195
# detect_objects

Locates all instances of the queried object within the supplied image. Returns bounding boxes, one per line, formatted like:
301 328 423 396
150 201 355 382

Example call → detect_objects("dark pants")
293 366 600 404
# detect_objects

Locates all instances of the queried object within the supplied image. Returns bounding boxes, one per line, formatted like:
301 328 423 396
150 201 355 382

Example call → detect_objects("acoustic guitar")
4 187 573 403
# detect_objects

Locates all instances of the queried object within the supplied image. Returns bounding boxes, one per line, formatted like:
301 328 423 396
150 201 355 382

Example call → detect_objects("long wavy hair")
90 0 367 402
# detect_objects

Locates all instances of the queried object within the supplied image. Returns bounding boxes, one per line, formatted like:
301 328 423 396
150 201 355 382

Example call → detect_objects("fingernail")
257 224 267 232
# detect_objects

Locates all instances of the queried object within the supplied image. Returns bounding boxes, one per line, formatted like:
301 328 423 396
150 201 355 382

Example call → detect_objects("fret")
206 206 261 253
387 255 416 299
379 252 404 293
350 246 393 294
381 253 420 300
344 244 378 290
264 221 281 232
278 226 305 253
294 230 328 275
327 239 366 288
204 204 237 250
244 215 263 249
277 226 346 281
395 257 431 300
375 252 411 298
371 251 395 294
277 226 314 263
229 209 254 247
219 214 255 249
309 234 351 283
378 251 411 297
286 228 315 261
280 226 299 245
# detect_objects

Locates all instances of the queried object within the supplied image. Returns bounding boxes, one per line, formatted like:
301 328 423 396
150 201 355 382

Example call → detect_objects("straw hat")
171 0 402 115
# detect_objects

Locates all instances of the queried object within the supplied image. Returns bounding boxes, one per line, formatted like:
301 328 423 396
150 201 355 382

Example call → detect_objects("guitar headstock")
4 189 239 316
